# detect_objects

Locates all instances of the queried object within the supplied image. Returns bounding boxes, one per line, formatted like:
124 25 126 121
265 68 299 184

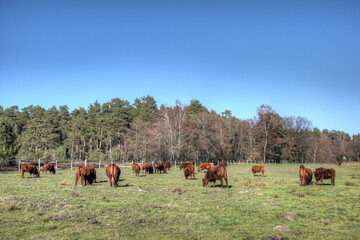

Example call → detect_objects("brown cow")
154 162 166 174
314 167 336 186
141 162 150 174
299 165 313 186
202 166 228 188
184 164 195 179
164 161 171 171
252 165 265 177
219 161 227 167
21 164 40 178
106 164 121 187
179 162 193 170
197 163 214 172
75 166 97 187
337 162 342 166
43 163 56 174
132 162 138 173
148 164 154 174
134 164 140 176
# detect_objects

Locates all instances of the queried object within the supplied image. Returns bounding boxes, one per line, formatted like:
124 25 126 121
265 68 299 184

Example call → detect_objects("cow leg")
220 178 224 188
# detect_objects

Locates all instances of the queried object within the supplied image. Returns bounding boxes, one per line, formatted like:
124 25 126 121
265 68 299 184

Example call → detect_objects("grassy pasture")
0 163 360 240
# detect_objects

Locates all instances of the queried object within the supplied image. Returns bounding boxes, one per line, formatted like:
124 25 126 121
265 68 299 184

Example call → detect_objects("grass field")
1 163 360 240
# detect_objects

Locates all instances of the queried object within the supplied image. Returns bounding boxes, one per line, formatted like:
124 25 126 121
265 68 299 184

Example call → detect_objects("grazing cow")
75 166 97 187
21 164 40 178
299 165 313 186
314 167 336 186
179 162 193 170
252 165 265 177
202 166 228 188
43 163 56 174
164 161 171 171
219 161 227 167
337 162 342 166
197 163 214 172
141 162 150 174
106 164 121 187
154 162 166 174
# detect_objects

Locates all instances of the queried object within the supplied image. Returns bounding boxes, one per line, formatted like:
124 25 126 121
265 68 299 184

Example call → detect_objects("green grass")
1 163 360 240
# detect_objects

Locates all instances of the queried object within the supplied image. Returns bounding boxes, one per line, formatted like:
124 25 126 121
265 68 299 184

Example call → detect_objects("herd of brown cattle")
20 161 337 188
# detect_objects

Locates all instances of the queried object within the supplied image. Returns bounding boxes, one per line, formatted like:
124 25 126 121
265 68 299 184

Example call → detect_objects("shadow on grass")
120 184 133 187
209 184 233 188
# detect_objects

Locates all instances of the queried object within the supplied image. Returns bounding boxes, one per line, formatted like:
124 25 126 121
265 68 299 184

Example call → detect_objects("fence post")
55 160 58 172
99 159 101 168
71 160 73 170
18 159 21 171
38 159 41 170
85 159 87 167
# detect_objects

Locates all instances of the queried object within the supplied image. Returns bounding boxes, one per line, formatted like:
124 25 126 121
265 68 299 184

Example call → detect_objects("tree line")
1 96 359 165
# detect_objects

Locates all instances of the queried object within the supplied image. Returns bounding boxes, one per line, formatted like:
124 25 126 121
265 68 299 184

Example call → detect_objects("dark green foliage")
0 119 20 165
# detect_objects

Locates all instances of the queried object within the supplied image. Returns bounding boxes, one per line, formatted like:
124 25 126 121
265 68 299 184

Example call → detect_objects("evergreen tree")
0 119 20 165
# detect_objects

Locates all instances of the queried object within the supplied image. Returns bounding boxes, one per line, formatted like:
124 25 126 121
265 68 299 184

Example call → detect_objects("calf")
252 165 265 177
299 165 313 186
197 163 214 172
202 166 228 188
184 164 195 179
314 167 336 186
43 163 56 174
75 166 97 187
21 164 40 178
106 164 121 187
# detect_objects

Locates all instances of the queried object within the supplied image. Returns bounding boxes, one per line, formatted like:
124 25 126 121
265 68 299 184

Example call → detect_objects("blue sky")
1 0 359 135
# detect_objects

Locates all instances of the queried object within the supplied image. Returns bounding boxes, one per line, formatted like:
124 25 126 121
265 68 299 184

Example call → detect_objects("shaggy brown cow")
179 162 193 170
164 161 171 171
219 161 227 167
299 165 313 186
141 162 150 174
106 164 121 187
314 167 336 186
21 164 40 178
252 165 265 177
132 162 138 173
43 163 56 174
202 166 228 188
134 164 140 176
183 163 195 179
197 163 214 172
75 166 97 187
154 162 166 174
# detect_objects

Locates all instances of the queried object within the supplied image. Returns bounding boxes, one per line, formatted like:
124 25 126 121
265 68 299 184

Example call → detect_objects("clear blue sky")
1 0 359 135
